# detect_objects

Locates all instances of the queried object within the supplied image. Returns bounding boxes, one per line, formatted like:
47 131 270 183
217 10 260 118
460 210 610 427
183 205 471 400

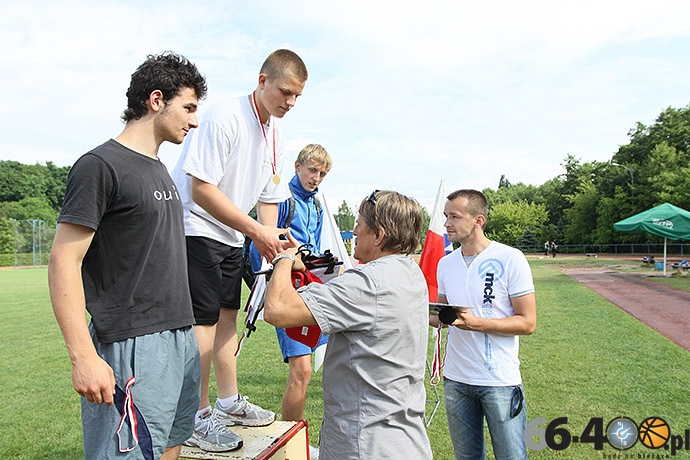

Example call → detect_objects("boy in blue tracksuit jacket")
249 144 332 430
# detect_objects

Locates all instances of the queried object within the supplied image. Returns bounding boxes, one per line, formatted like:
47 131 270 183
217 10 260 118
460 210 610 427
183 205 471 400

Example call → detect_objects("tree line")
479 103 690 249
333 103 690 250
0 161 69 255
3 102 689 256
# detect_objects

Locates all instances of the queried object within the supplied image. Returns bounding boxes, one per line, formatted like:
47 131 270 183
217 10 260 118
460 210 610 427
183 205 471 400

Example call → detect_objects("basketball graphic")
638 417 670 449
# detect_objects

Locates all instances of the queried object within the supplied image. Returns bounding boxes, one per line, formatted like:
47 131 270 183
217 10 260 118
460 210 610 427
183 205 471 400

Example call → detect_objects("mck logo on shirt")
478 258 505 280
478 258 505 372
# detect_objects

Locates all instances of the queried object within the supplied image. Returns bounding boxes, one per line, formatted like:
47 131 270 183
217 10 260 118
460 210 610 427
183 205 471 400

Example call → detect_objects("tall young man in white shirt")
172 49 307 452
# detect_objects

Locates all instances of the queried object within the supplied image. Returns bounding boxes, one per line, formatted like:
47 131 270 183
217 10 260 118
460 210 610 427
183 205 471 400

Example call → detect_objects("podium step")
181 420 309 460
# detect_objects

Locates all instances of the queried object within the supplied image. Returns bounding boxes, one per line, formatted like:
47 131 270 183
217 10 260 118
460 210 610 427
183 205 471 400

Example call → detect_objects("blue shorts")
82 325 201 459
276 327 329 363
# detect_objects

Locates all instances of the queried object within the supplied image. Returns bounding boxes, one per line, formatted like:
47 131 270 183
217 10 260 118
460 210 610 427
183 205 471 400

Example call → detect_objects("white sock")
216 394 240 410
195 406 212 424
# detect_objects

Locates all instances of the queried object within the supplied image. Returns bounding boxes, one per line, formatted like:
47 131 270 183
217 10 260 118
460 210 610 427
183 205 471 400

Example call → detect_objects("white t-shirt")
437 241 535 386
171 95 291 247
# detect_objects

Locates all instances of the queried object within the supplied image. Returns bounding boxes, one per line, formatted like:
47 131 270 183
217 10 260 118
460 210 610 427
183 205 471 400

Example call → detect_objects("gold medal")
272 174 281 185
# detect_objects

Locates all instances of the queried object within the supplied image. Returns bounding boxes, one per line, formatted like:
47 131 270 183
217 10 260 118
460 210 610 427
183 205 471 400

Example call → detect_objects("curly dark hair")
121 51 207 122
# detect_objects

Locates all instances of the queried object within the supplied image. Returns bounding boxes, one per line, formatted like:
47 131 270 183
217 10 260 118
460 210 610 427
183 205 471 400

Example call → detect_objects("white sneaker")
310 445 320 459
183 413 243 452
214 394 276 427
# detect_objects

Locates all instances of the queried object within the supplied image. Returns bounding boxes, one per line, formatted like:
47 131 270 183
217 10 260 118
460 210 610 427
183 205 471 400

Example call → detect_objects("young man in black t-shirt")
48 52 208 460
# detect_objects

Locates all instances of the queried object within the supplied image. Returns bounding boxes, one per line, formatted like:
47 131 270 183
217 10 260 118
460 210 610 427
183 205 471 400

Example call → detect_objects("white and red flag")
418 180 452 302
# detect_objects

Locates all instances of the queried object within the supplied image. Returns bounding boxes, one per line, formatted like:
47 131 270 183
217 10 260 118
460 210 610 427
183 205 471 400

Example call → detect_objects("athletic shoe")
214 395 276 427
183 413 243 452
310 445 320 459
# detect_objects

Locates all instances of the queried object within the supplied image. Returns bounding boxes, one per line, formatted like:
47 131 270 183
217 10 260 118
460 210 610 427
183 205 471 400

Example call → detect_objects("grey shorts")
82 325 200 459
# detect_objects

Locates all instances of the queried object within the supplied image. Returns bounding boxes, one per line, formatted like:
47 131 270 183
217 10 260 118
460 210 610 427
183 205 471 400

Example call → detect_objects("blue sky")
2 0 689 212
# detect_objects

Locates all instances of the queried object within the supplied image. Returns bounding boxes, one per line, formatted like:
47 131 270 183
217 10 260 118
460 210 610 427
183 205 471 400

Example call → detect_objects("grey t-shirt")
299 254 433 460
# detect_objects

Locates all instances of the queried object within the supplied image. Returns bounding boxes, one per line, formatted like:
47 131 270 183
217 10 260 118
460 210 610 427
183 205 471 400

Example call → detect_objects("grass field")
1 257 689 459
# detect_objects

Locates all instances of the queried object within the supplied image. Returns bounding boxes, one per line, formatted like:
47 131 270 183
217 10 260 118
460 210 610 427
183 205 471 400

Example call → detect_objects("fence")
3 220 687 267
519 243 687 256
1 219 56 267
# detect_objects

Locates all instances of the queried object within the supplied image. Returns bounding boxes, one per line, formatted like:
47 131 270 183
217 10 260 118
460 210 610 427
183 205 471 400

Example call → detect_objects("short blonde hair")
296 144 332 172
358 190 422 255
260 49 308 83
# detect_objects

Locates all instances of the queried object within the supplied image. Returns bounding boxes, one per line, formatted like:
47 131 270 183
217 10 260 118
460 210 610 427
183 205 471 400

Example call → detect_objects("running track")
562 267 690 352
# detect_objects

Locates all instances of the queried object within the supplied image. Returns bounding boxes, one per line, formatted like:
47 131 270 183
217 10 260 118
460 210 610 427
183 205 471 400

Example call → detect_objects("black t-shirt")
59 139 195 343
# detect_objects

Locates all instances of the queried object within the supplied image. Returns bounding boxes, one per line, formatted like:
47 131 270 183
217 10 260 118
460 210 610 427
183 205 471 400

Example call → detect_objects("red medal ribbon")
430 323 446 386
251 91 277 177
116 377 139 453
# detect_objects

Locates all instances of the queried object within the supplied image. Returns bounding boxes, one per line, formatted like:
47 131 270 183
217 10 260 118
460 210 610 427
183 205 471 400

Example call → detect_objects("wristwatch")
271 253 296 268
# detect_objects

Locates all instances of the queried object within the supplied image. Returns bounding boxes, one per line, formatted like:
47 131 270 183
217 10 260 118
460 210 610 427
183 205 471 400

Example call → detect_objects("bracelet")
271 253 295 268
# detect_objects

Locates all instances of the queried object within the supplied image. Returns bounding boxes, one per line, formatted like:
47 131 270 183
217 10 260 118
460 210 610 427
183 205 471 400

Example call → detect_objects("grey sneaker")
183 413 243 452
214 395 276 427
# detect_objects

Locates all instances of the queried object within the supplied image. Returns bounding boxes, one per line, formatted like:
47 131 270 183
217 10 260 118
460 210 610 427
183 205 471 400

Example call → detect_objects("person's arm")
429 294 449 328
264 249 318 328
256 201 279 227
48 223 116 405
452 292 536 336
191 176 294 261
254 200 296 259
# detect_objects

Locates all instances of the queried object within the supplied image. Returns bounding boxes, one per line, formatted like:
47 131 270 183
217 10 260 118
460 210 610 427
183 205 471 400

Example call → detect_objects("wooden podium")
180 420 310 460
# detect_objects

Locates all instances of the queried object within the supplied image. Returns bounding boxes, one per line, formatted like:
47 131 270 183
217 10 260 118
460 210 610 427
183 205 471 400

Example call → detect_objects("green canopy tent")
613 203 690 276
